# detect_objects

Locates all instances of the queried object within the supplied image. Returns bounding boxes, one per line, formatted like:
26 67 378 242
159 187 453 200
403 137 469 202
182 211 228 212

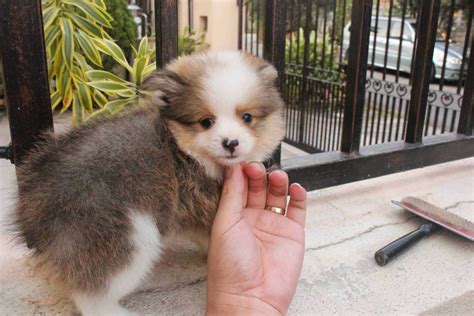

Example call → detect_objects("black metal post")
155 0 178 68
237 0 243 50
457 41 474 135
0 0 54 165
405 0 441 143
188 0 194 31
263 0 287 166
340 0 372 154
297 0 313 144
263 0 287 90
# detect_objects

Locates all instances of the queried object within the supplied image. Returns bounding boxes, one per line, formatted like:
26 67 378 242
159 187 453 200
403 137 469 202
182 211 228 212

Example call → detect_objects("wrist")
206 291 282 316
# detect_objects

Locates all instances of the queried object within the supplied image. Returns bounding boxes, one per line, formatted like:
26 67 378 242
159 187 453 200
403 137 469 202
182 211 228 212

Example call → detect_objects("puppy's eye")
242 113 253 124
200 117 214 129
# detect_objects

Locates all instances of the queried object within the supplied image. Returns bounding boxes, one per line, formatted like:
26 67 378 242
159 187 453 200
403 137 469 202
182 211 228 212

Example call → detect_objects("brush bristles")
401 196 474 240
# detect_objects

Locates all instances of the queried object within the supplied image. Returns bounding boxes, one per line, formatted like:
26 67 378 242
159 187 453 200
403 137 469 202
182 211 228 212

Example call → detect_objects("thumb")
216 164 246 219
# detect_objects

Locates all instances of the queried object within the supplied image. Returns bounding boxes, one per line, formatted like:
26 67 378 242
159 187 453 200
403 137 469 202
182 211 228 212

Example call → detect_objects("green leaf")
87 80 133 93
60 85 74 113
104 98 134 113
93 90 108 108
138 36 149 57
85 107 113 122
74 52 93 73
59 17 74 71
86 70 132 85
45 25 61 53
93 0 107 11
57 63 71 99
62 0 112 28
75 31 102 67
69 13 104 38
51 42 63 79
50 89 62 110
132 56 148 86
70 65 86 82
72 92 85 125
116 89 137 98
142 62 157 78
76 80 93 112
93 38 132 71
43 6 60 30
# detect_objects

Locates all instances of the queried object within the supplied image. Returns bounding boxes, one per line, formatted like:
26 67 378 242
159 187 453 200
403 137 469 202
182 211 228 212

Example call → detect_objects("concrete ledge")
0 148 473 314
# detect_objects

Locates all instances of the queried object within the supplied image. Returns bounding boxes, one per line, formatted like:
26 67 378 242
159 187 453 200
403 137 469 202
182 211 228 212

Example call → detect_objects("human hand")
206 162 307 315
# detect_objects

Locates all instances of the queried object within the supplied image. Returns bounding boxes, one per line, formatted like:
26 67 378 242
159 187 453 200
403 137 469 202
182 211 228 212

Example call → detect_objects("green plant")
178 26 209 56
285 28 337 72
42 0 114 125
85 36 155 121
42 0 208 125
102 0 137 71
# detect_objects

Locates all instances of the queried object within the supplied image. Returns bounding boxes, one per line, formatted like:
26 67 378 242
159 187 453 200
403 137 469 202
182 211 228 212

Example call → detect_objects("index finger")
243 162 267 208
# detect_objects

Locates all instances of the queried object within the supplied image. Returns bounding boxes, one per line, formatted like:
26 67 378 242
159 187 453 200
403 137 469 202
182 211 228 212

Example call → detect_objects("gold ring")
265 206 286 216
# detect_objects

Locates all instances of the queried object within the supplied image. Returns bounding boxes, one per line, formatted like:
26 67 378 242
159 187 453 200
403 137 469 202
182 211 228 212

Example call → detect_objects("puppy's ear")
243 53 278 87
258 62 279 87
140 69 186 106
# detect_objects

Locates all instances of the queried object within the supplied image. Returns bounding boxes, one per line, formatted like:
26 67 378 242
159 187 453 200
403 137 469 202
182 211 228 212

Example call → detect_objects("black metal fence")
240 0 472 153
1 0 473 191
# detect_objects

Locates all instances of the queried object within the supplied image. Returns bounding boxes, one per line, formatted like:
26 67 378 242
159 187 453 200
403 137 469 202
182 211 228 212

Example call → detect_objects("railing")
1 0 473 191
240 0 472 153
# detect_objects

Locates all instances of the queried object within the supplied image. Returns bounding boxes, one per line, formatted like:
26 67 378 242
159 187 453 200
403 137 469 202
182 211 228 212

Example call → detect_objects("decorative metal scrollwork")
364 78 462 110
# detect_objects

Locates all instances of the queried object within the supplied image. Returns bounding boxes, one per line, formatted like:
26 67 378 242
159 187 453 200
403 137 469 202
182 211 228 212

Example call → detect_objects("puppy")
13 51 285 315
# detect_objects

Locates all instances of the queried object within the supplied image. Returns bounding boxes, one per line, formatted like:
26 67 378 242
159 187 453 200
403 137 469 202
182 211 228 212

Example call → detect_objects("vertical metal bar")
288 1 295 65
395 0 408 83
338 0 347 66
388 97 396 142
457 41 474 135
295 2 302 65
238 0 243 50
298 0 313 144
370 0 380 79
0 0 54 165
188 0 194 31
382 0 393 80
312 3 320 68
264 0 287 90
363 92 373 145
395 98 403 140
340 0 372 154
457 9 471 95
321 6 328 68
156 0 178 68
405 0 440 143
264 0 287 165
250 0 254 55
256 0 260 57
245 2 249 51
438 0 455 92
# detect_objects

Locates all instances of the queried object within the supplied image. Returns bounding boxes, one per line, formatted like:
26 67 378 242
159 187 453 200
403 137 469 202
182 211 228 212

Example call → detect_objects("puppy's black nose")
222 138 239 154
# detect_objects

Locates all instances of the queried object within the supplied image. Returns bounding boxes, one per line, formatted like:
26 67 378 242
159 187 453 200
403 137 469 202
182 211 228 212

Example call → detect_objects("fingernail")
292 183 305 190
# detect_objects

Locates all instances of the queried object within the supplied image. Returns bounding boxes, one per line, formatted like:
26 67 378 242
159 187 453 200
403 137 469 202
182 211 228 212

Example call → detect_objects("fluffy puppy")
13 51 285 315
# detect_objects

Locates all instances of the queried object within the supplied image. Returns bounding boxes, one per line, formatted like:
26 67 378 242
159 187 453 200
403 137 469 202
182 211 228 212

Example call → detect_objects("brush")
374 196 474 266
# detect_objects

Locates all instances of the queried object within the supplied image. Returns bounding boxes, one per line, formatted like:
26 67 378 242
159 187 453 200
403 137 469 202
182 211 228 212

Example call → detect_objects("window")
199 16 208 32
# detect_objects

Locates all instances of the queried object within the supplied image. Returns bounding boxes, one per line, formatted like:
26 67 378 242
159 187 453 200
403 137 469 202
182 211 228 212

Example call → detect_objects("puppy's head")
142 52 285 178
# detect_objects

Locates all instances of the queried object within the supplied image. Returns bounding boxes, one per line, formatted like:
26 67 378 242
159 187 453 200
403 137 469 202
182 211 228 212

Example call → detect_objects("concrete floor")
0 111 473 315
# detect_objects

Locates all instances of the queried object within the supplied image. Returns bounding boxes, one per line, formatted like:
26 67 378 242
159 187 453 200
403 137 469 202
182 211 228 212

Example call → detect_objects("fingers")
243 162 267 208
217 165 246 219
265 170 289 211
286 183 307 228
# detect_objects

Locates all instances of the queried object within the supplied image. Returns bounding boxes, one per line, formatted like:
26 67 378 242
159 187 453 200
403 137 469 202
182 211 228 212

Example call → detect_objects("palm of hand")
207 163 307 315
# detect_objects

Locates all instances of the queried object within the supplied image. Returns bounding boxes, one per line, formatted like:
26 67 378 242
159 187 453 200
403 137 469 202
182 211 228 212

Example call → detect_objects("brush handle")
374 222 440 266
